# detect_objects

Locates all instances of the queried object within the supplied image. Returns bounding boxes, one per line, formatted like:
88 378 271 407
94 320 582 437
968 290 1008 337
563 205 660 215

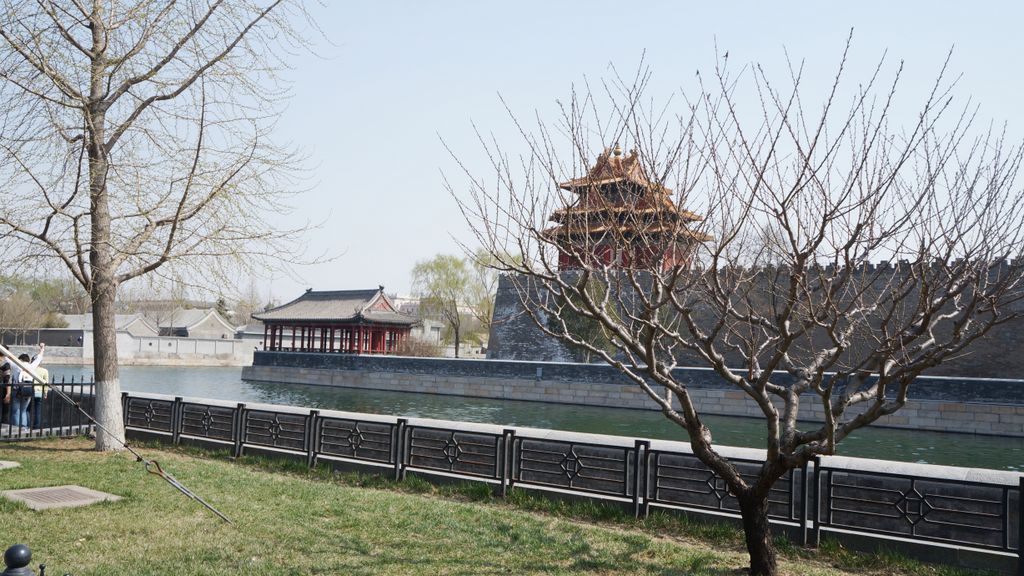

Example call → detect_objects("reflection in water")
48 365 1023 471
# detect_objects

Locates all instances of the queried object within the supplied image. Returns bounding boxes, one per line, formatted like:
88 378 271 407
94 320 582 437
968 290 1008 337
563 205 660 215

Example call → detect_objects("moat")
49 364 1024 471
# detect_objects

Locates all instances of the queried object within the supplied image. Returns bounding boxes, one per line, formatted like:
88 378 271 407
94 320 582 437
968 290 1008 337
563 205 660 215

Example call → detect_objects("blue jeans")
9 395 30 428
31 396 44 429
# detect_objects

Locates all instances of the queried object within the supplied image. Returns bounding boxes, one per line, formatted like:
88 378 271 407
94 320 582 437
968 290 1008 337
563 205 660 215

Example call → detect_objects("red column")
290 326 296 351
329 327 335 353
356 326 362 354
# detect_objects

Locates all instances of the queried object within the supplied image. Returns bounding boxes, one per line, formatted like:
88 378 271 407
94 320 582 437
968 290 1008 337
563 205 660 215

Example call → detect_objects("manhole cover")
1 485 122 510
0 461 19 471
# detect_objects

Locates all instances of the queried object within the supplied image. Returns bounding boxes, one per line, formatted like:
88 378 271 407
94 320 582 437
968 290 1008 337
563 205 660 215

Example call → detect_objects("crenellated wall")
487 273 1024 378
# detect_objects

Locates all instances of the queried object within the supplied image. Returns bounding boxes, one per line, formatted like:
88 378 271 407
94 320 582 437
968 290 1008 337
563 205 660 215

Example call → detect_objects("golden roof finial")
613 143 622 157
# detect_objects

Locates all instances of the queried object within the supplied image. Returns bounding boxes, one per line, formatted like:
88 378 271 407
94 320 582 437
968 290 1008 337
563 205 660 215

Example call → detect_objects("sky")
263 1 1024 302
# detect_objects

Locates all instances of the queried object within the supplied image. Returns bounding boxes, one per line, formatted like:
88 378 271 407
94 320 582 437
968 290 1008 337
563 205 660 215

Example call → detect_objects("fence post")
632 440 648 519
2 543 32 575
394 418 407 481
120 392 129 424
812 456 822 547
305 410 320 469
232 403 247 459
1017 475 1022 576
800 460 809 546
171 397 183 445
500 429 515 498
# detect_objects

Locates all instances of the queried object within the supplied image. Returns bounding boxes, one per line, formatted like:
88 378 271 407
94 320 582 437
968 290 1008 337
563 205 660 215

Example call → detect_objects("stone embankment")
242 351 1024 437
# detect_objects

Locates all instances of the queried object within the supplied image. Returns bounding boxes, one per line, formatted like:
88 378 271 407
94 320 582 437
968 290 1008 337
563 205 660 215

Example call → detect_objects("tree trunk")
91 278 125 451
738 489 777 576
87 2 123 451
454 326 460 358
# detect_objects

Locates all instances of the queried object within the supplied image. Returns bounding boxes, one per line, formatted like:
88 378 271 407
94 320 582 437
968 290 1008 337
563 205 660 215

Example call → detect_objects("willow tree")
412 254 473 358
0 1 314 450
453 46 1024 575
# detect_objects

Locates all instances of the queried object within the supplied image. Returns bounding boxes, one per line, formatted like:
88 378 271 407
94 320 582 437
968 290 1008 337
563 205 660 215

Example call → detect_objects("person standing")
9 343 44 429
31 364 49 430
1 362 11 426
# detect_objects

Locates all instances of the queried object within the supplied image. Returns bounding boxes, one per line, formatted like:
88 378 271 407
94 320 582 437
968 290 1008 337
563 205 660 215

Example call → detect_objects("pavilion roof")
558 146 668 193
253 287 418 326
548 147 710 244
544 222 713 242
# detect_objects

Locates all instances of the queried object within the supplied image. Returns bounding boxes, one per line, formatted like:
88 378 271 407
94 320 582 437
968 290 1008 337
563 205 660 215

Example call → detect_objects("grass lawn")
0 438 988 576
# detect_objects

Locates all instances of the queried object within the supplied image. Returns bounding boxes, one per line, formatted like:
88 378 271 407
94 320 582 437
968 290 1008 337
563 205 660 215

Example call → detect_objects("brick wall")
487 274 1024 378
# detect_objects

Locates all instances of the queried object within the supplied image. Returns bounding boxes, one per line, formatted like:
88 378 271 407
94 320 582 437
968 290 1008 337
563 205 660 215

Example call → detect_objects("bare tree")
452 45 1024 575
0 288 46 344
0 1 317 450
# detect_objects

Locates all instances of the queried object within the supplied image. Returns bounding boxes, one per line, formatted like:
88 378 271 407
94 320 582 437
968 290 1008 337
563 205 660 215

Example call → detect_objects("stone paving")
1 485 121 511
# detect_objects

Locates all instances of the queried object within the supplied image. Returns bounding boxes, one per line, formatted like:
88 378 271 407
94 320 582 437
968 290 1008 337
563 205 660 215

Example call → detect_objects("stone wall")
6 333 257 366
487 274 1024 378
243 351 1024 437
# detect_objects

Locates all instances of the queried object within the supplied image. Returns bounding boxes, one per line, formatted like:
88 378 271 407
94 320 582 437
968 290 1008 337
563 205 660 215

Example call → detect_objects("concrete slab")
0 461 19 471
1 485 121 510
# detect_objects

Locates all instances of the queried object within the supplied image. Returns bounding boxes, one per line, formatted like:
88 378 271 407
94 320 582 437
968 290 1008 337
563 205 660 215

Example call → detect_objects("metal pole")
0 344 232 524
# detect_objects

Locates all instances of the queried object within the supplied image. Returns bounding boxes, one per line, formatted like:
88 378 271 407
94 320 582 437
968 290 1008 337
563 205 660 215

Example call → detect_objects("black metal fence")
118 392 1023 569
0 376 95 441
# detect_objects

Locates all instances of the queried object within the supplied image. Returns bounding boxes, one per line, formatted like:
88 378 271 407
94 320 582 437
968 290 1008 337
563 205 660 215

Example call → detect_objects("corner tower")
546 145 710 271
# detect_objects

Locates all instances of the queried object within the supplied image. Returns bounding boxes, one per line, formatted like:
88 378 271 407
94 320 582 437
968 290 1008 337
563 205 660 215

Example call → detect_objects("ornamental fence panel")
814 461 1020 553
645 449 803 525
52 391 1016 571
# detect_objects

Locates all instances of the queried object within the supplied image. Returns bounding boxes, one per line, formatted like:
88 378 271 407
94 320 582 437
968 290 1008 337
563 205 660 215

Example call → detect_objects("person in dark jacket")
0 362 10 426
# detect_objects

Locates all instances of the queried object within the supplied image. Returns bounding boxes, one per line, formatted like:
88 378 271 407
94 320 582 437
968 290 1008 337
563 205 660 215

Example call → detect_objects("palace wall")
486 272 1024 378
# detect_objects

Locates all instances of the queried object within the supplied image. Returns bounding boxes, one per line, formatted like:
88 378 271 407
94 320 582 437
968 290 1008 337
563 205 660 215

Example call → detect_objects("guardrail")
118 391 1023 573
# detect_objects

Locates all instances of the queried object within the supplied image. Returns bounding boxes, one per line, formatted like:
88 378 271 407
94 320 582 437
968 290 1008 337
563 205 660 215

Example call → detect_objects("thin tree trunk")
454 326 460 358
738 489 777 576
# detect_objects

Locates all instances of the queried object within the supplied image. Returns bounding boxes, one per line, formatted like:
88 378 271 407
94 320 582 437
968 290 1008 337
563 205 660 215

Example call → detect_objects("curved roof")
253 288 418 326
558 146 668 193
548 147 711 246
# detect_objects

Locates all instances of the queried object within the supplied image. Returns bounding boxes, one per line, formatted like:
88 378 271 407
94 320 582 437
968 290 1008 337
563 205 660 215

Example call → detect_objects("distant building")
63 313 159 338
1 313 159 347
255 287 418 354
234 321 266 350
158 308 236 339
547 145 710 271
410 318 445 345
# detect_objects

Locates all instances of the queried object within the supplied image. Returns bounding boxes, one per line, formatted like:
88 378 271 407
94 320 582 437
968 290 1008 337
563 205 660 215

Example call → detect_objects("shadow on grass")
0 437 97 454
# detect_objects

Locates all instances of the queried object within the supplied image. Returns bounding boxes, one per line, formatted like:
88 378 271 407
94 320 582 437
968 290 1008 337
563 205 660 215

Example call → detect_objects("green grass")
0 438 997 576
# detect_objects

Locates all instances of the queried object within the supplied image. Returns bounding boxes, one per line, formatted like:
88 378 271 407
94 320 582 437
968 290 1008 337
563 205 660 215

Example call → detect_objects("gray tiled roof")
61 314 153 331
253 289 418 326
159 308 234 330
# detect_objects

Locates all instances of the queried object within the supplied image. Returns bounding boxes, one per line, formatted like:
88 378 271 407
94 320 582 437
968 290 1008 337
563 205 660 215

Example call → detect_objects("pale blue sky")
268 1 1023 301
